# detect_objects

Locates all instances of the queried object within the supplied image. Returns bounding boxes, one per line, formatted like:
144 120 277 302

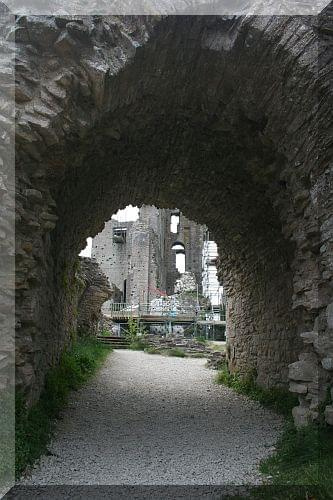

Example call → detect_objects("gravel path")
21 350 283 486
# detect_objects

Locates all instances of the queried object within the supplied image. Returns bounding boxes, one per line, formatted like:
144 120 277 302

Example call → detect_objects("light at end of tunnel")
79 237 92 257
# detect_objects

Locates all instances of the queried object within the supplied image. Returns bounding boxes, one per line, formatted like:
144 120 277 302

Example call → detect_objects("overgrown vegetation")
125 317 149 350
259 422 333 499
99 328 112 337
216 362 333 499
216 362 297 416
165 347 186 358
144 346 205 358
15 337 112 479
0 390 14 488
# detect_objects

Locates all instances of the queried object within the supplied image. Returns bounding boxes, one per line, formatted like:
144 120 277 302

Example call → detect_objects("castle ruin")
92 206 205 312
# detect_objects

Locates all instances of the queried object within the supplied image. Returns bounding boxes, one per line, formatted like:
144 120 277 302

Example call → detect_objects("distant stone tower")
92 206 204 312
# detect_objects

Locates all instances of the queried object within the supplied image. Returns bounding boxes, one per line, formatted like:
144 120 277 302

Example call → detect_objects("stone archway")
10 13 332 424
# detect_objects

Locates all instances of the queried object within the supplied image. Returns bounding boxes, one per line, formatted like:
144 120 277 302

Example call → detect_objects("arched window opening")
172 242 186 273
171 242 185 251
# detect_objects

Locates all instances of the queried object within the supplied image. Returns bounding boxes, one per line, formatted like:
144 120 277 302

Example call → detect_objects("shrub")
144 346 160 354
166 348 186 358
15 337 112 478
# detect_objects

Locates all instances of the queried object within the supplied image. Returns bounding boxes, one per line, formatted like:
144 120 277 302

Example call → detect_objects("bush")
166 348 186 358
125 318 149 350
129 338 149 351
15 337 112 478
144 346 160 354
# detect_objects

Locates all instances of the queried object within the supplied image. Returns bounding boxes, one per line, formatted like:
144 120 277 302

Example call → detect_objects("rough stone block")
324 405 333 426
327 303 333 329
288 360 317 382
321 357 333 371
292 406 312 428
289 381 308 394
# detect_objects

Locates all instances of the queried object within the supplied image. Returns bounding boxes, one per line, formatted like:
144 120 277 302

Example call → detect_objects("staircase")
97 336 130 349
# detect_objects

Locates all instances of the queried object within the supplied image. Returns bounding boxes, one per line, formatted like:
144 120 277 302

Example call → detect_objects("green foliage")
126 318 146 340
15 337 112 479
144 346 160 354
259 423 333 499
99 328 111 337
0 390 14 487
129 338 149 351
215 363 297 417
195 336 208 345
216 362 333 498
188 352 206 358
165 347 186 358
125 318 149 350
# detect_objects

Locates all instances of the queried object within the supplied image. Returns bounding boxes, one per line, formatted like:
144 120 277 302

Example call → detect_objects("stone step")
97 336 130 349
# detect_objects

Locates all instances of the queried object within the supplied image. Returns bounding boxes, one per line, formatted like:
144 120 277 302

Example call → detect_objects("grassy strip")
216 362 333 499
0 390 14 489
216 363 297 416
15 337 112 479
259 422 333 499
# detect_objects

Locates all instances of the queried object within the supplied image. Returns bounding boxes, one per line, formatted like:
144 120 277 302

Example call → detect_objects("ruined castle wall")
92 219 133 310
164 212 204 295
11 13 332 424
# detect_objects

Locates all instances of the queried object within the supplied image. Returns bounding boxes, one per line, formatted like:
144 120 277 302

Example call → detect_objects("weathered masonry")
2 9 331 425
92 205 204 309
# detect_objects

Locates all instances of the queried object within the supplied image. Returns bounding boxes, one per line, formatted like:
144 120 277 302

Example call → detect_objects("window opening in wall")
123 279 127 302
113 227 127 243
172 242 186 274
170 211 180 233
202 230 223 308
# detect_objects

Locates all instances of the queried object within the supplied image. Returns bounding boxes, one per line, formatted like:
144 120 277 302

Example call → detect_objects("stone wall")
76 257 112 336
164 211 204 295
92 205 205 306
9 11 332 425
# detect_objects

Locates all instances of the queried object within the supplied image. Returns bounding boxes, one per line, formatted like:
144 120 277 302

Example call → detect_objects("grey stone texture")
91 205 204 311
7 9 333 424
76 257 113 336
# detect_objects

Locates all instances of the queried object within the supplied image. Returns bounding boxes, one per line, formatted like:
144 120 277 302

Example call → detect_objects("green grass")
15 337 112 479
0 390 14 488
195 336 208 345
99 328 111 337
215 363 297 417
216 362 333 499
259 422 333 499
165 347 186 358
188 352 207 358
129 338 149 351
144 346 160 354
208 341 226 352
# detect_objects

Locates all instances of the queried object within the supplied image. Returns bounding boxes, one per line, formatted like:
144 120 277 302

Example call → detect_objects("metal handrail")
109 302 226 321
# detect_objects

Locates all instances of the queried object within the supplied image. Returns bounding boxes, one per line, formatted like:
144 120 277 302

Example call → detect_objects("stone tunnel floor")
21 351 283 486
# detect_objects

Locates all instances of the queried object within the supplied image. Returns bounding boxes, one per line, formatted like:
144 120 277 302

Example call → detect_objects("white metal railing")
109 302 226 321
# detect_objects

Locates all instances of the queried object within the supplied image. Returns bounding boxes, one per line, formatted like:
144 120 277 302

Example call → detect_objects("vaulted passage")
11 12 333 425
